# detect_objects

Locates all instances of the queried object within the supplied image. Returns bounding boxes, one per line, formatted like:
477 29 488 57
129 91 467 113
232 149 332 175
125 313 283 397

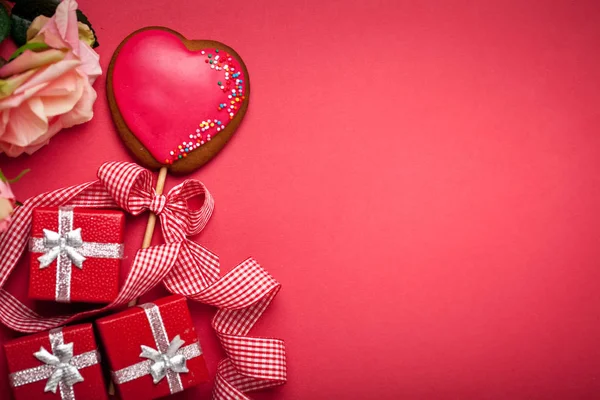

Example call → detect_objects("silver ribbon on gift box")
8 328 101 400
111 302 203 394
29 206 124 302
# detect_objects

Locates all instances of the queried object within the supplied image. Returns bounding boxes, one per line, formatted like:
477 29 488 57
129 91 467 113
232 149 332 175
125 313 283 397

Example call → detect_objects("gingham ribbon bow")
0 162 286 400
37 228 85 269
98 163 220 293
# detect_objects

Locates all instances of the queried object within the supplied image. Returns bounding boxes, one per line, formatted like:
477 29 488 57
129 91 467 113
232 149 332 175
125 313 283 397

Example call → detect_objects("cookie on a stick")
107 26 250 297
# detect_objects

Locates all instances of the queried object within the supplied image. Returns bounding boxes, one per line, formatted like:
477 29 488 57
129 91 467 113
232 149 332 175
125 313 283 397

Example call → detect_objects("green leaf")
10 0 99 48
0 4 10 43
11 0 60 22
9 41 50 60
10 0 57 46
10 13 31 47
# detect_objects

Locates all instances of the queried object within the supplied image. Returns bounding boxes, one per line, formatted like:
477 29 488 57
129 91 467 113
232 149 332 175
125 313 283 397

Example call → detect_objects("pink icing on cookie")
112 29 247 164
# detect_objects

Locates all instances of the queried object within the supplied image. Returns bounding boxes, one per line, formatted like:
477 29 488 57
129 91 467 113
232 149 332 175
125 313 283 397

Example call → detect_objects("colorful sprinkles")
164 49 246 164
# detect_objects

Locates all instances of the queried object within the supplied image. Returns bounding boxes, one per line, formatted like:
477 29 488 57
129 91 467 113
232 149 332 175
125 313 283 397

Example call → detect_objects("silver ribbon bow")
9 328 101 400
29 206 124 302
112 303 203 394
38 228 86 269
140 335 189 384
34 343 84 393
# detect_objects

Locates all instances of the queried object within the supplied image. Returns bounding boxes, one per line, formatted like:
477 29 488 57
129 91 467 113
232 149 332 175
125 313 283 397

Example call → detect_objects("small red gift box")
29 206 125 303
96 295 209 400
4 323 107 400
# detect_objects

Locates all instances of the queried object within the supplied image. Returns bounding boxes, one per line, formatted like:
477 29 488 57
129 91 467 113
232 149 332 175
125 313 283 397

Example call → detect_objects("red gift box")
29 206 125 303
96 295 209 400
4 323 107 400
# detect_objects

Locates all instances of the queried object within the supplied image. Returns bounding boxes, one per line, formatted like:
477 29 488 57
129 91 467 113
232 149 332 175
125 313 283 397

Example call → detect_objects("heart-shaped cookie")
107 27 250 174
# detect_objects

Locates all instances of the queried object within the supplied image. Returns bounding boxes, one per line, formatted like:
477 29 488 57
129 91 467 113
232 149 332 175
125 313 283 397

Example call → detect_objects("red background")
1 0 600 399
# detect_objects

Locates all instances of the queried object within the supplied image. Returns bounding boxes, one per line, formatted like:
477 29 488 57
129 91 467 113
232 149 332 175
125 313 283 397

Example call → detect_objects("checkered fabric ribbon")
0 162 286 399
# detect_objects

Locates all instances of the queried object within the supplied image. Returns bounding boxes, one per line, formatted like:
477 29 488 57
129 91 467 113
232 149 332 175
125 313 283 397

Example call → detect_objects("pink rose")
0 180 15 233
0 0 101 157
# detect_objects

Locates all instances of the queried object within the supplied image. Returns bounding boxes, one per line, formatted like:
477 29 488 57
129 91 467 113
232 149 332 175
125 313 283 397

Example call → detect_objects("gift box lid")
31 207 125 243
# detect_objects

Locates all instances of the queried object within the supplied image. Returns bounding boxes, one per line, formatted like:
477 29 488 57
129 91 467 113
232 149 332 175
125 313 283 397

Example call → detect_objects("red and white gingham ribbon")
0 162 286 399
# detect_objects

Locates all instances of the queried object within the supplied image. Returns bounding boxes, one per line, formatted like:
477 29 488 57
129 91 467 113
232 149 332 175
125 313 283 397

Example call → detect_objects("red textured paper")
2 1 600 399
96 295 209 400
3 323 107 400
29 207 124 303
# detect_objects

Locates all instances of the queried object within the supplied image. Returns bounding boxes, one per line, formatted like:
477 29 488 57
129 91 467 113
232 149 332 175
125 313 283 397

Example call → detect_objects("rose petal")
0 181 14 201
58 76 95 127
39 71 84 117
14 59 80 96
0 60 80 111
0 199 14 222
0 49 66 78
40 0 80 55
27 16 51 41
76 42 102 84
36 68 79 97
0 69 38 99
0 98 48 147
25 115 64 150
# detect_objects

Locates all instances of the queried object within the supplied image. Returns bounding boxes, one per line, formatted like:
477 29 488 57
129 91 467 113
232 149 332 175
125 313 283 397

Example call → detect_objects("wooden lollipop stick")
142 166 169 247
109 167 168 396
127 166 168 307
